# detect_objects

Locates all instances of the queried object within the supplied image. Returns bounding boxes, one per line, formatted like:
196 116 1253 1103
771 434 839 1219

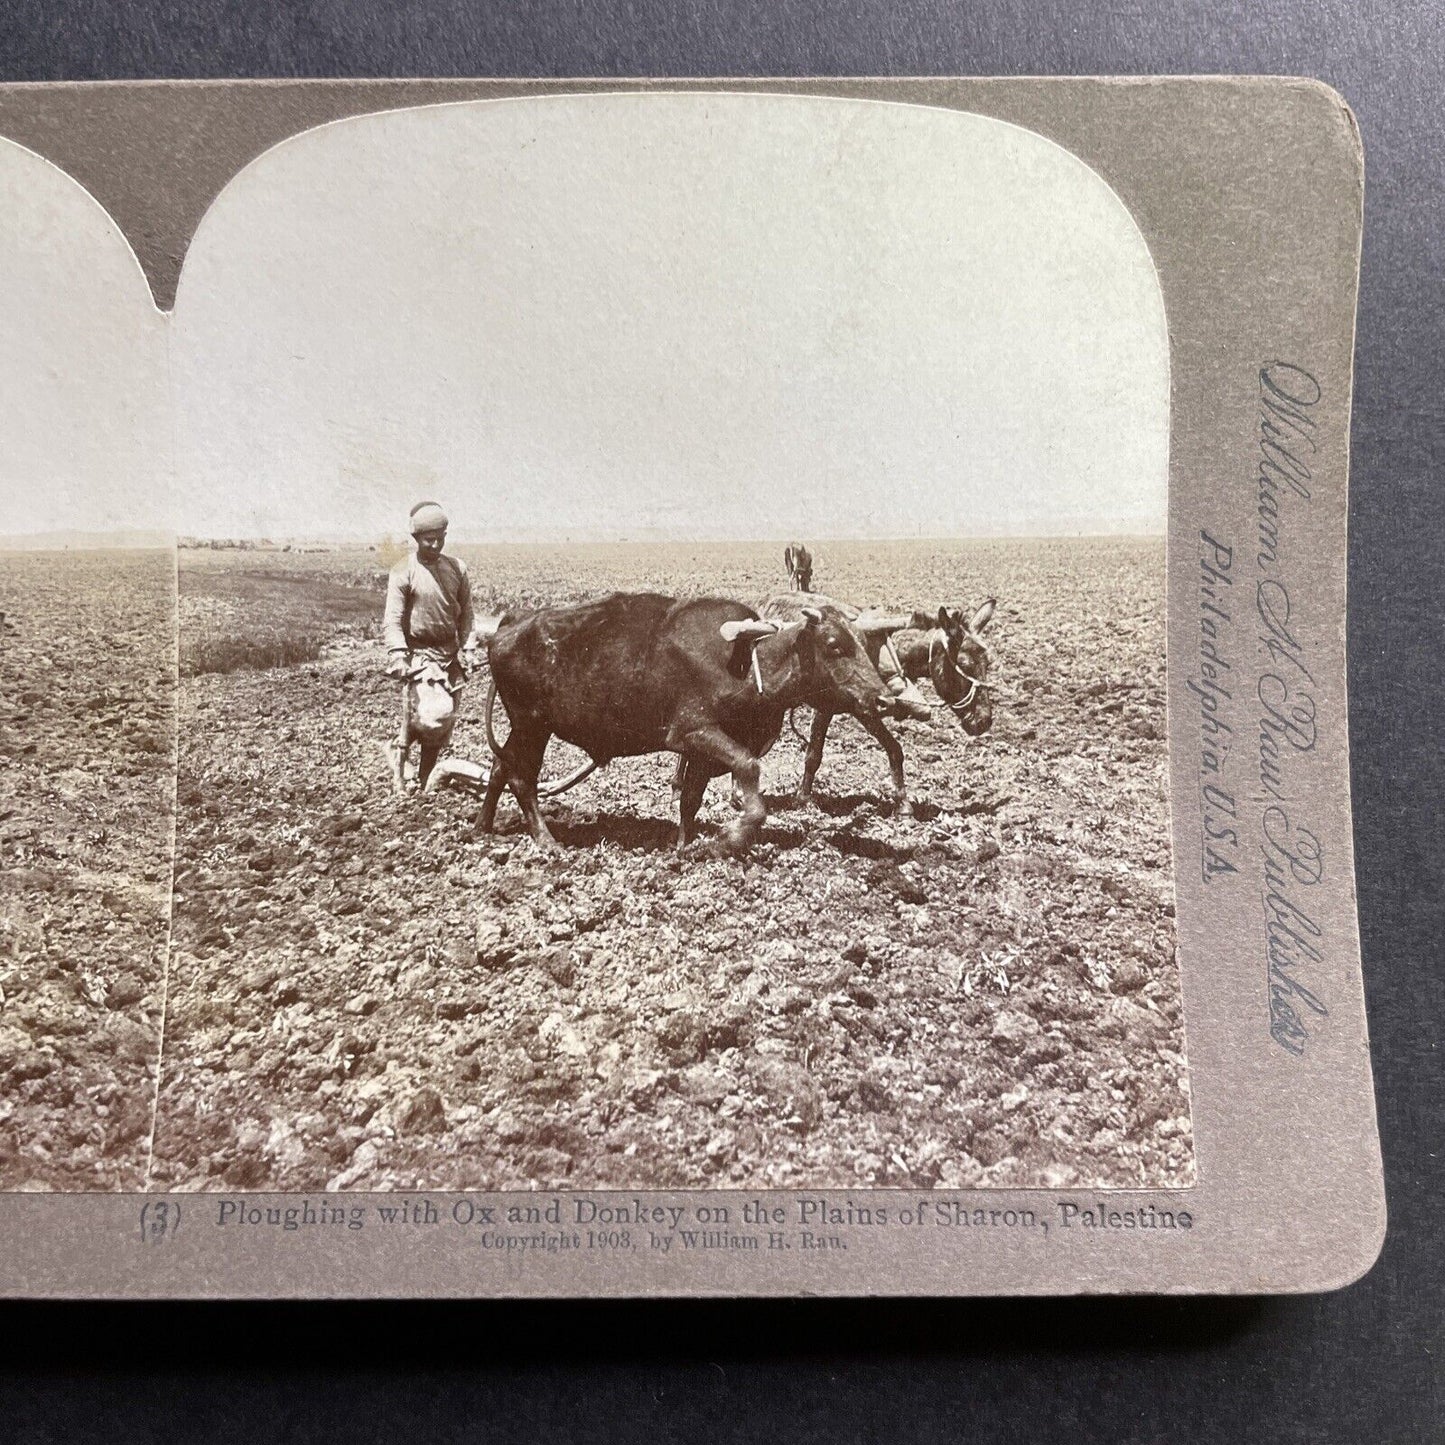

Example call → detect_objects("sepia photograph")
133 94 1192 1193
0 68 1393 1303
0 136 174 1189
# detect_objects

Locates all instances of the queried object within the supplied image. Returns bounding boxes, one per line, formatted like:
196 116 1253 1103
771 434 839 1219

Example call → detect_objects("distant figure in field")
784 542 814 592
382 502 475 792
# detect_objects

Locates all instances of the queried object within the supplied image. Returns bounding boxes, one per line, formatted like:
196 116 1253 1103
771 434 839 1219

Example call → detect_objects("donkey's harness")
928 631 988 714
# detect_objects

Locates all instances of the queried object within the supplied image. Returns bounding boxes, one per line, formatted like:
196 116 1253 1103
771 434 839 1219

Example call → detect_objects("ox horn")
969 598 997 635
720 618 781 644
800 607 824 627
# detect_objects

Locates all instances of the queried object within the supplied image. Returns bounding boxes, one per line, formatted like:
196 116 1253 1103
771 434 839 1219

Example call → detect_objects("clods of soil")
151 538 1192 1193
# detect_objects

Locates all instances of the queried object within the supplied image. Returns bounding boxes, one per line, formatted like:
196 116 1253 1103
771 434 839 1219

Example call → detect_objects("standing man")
382 501 475 790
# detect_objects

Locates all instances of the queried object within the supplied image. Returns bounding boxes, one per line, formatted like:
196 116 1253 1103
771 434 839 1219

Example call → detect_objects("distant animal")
761 595 997 812
384 658 463 793
784 543 814 592
479 592 895 852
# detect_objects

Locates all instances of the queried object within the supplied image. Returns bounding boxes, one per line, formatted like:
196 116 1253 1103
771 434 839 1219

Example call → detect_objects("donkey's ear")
937 606 950 630
969 599 997 635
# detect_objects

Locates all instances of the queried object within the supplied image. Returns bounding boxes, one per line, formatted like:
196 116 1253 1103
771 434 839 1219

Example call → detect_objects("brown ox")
481 592 895 852
670 594 930 815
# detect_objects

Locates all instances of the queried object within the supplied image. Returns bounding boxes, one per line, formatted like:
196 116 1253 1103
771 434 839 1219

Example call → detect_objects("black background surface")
0 4 1440 1442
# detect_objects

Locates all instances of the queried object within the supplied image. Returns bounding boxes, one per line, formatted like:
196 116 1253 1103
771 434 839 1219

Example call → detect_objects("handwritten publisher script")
1254 361 1328 1055
1193 530 1240 883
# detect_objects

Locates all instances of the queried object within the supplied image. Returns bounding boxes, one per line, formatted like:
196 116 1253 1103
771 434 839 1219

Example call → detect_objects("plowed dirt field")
0 549 174 1190
151 538 1193 1193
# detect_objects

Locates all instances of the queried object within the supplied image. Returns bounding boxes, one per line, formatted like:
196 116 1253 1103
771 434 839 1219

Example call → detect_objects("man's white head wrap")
409 501 448 535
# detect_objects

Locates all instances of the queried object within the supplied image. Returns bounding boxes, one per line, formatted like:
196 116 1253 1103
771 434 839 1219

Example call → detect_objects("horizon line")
2 527 1168 549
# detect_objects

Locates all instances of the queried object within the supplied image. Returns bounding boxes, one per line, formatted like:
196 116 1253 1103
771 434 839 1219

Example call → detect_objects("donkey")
892 599 998 737
785 597 997 813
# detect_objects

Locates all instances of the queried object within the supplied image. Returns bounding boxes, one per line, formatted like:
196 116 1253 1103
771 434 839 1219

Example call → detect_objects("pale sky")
170 94 1168 541
0 95 1168 544
0 138 169 539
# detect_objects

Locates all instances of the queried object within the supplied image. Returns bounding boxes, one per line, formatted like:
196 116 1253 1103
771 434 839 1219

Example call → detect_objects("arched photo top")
170 92 1168 544
0 135 169 543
